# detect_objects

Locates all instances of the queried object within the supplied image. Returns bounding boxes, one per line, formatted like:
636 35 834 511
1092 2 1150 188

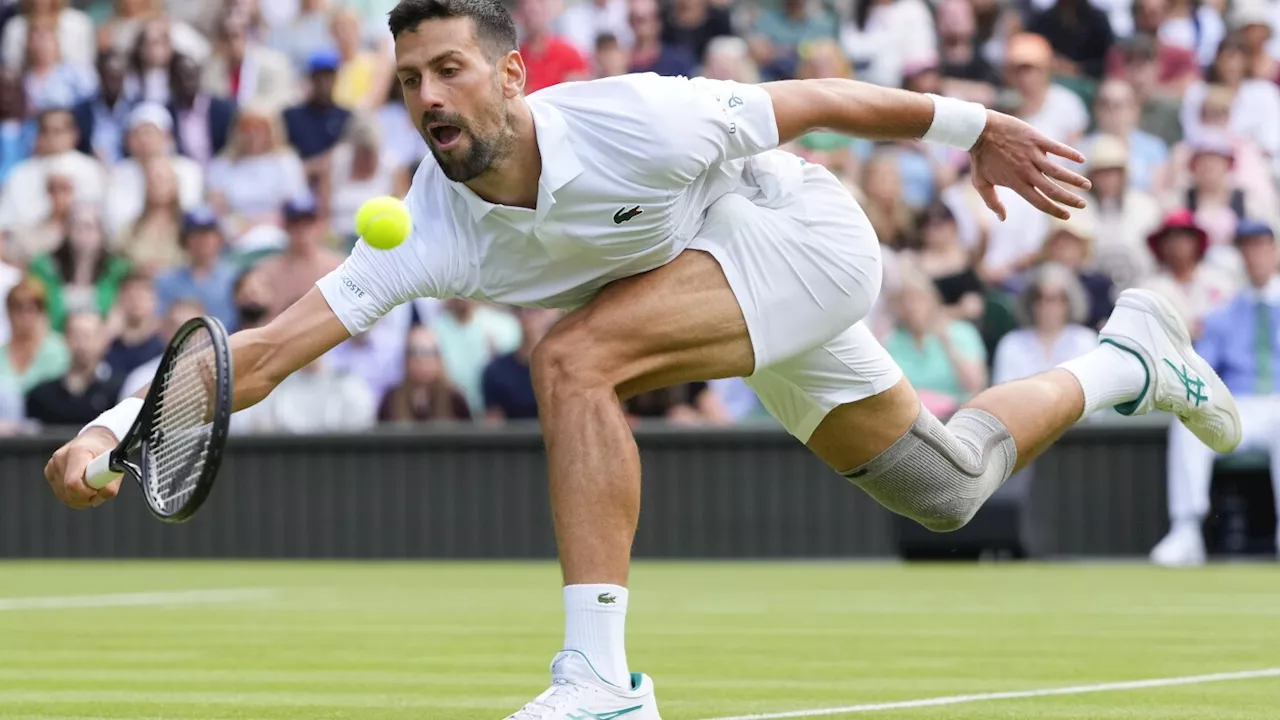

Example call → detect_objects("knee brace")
841 406 1018 532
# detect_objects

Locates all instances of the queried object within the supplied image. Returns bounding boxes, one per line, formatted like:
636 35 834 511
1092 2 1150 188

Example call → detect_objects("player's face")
395 18 524 183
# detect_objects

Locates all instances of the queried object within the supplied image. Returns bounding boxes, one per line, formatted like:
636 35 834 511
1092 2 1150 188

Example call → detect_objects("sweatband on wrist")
921 94 988 151
80 397 143 442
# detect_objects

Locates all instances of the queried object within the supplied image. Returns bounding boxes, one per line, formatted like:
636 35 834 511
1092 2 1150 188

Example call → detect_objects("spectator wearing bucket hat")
1229 0 1277 82
102 102 204 238
1139 208 1238 335
1153 218 1280 567
1085 134 1162 288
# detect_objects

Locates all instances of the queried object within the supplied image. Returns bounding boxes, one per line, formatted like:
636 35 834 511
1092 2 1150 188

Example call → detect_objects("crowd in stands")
4 0 1280 545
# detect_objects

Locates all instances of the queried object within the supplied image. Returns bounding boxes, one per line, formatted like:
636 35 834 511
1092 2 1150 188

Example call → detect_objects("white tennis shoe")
1100 288 1242 453
505 651 661 720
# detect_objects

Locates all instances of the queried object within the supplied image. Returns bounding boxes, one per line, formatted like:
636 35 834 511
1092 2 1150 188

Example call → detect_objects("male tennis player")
47 0 1241 717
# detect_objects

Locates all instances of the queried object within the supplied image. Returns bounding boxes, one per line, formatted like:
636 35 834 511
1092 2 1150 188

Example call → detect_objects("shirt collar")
448 99 583 222
1244 276 1280 304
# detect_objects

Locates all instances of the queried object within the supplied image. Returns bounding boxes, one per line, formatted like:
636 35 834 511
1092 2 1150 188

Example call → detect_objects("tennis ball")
356 196 411 250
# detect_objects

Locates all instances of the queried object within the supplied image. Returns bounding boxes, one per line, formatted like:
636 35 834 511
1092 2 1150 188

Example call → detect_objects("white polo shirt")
317 72 786 335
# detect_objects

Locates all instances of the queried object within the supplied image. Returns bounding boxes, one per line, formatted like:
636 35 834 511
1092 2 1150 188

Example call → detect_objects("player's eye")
400 75 420 88
439 66 459 78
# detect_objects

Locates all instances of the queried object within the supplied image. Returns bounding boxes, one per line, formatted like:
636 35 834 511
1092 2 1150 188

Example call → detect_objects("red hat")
1147 209 1209 260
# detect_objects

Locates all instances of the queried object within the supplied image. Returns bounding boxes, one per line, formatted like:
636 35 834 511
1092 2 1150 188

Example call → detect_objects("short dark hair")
387 0 518 59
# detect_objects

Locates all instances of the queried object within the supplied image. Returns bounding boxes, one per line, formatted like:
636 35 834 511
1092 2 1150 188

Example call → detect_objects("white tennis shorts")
690 161 903 443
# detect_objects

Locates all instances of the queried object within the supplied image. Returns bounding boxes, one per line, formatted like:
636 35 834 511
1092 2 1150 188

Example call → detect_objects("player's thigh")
747 321 919 471
538 248 756 396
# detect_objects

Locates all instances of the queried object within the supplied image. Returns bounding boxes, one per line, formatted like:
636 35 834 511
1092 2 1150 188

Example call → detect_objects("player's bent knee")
840 406 1019 534
529 330 613 402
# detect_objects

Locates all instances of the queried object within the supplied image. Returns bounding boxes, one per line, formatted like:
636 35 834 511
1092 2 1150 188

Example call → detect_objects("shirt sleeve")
629 74 780 184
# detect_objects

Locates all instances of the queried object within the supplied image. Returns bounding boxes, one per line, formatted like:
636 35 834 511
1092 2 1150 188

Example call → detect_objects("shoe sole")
1114 289 1242 453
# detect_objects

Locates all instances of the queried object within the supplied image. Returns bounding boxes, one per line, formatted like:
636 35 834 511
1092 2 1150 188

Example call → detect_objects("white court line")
0 588 275 611
702 667 1280 720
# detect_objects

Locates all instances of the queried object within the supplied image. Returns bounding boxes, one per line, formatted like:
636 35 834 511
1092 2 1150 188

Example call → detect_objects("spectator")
839 0 935 89
102 101 203 238
373 74 427 178
701 35 759 83
117 295 203 400
1152 219 1280 567
102 270 162 378
268 0 335 74
28 204 131 330
662 0 733 65
232 263 273 329
153 208 238 331
1084 79 1169 194
115 156 184 272
1026 0 1114 79
882 266 988 418
861 149 916 250
1181 33 1280 163
166 53 236 168
102 5 209 70
936 0 1000 105
231 355 377 433
0 68 36 183
1167 84 1276 209
0 275 68 393
593 32 630 78
1113 35 1186 147
327 116 404 240
482 306 560 422
202 10 297 113
121 15 176 105
329 6 387 112
626 0 695 77
24 309 118 426
205 105 309 238
256 195 343 317
559 0 632 58
1228 0 1275 82
1160 0 1225 68
752 0 837 73
1002 33 1089 145
1035 214 1116 329
378 324 471 423
431 298 521 415
1140 209 1238 334
283 50 352 166
992 263 1099 385
905 201 985 324
518 0 589 94
1085 134 1163 289
0 108 105 233
323 303 411 404
15 169 75 264
0 232 23 345
70 51 132 164
1175 129 1277 258
1105 0 1200 96
22 18 97 113
2 0 94 72
625 381 731 426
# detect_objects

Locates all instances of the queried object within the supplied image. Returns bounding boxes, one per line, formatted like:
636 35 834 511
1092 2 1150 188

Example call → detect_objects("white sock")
1058 343 1148 419
563 584 630 688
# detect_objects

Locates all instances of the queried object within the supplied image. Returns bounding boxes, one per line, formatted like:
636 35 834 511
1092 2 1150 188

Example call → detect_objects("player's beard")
424 103 514 184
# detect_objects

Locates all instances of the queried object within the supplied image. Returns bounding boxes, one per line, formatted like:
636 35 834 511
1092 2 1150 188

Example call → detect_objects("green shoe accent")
1163 358 1208 407
1101 339 1151 416
566 705 644 720
630 672 643 691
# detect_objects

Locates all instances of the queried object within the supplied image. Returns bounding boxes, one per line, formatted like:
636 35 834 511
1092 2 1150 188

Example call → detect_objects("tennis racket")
83 316 234 523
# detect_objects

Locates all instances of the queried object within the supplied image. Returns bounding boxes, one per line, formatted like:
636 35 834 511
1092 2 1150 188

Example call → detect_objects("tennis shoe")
504 650 661 720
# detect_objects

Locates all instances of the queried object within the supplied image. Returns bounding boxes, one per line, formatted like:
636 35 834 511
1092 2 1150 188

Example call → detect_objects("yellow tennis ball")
356 196 411 250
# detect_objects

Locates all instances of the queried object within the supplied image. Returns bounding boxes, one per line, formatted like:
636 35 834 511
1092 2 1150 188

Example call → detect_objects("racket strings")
146 330 217 515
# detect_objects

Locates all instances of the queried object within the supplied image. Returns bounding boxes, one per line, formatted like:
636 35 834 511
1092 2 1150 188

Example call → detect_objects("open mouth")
427 123 463 150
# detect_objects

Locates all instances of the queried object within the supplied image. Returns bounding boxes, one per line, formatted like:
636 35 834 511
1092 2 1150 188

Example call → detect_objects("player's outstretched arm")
760 79 1091 221
44 288 351 510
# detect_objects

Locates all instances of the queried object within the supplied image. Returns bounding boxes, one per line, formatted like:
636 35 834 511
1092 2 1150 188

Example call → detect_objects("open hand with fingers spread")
44 427 122 510
969 111 1091 221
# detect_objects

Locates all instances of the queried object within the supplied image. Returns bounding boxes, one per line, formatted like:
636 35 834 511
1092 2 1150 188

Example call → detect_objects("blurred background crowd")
3 0 1280 560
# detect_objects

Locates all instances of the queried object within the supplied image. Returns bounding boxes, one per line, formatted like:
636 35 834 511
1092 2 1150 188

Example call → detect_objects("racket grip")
84 451 120 490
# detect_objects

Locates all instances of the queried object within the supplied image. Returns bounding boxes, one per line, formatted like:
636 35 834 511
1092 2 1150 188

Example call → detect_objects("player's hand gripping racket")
83 316 234 523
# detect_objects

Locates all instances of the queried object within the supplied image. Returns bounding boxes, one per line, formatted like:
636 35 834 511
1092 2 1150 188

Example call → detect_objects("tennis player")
46 0 1241 717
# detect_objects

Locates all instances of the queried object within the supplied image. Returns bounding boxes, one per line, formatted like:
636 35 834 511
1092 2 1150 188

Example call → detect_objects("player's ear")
500 50 526 98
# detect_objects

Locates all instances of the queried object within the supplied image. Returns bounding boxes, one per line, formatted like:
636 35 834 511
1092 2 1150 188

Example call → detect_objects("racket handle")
84 451 120 490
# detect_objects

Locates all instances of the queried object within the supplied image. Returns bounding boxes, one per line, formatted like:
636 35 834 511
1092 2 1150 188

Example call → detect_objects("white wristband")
922 94 988 151
80 397 143 443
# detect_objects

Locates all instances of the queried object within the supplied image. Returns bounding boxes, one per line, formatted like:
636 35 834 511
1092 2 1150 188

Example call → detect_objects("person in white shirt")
102 102 204 238
0 107 105 232
49 1 1244 717
992 262 1099 386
